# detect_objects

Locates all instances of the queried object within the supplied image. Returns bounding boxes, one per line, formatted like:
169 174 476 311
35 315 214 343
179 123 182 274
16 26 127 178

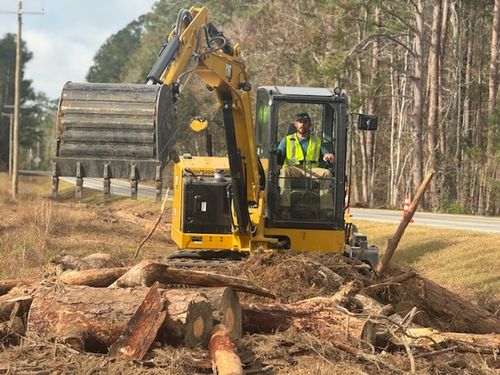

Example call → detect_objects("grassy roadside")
1 172 498 312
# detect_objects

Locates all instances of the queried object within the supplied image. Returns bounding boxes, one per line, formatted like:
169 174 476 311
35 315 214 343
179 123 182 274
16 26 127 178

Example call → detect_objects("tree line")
1 0 497 215
0 34 55 172
88 0 498 214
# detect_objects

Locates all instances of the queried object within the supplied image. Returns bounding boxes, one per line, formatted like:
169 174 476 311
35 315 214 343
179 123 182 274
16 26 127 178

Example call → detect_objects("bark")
0 286 37 322
374 170 435 275
0 278 38 296
241 297 376 349
0 295 32 344
392 327 500 353
366 7 380 208
209 324 243 375
373 264 500 334
485 0 500 214
58 267 129 287
198 287 242 342
27 284 214 351
51 253 124 272
110 260 275 298
108 282 167 360
459 24 473 208
426 0 442 211
411 0 425 201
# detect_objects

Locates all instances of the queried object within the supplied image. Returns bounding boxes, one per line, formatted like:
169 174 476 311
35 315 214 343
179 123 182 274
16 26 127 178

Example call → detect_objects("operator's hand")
323 152 335 163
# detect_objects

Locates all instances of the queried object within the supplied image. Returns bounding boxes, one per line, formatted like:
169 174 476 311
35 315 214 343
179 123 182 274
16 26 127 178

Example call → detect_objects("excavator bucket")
51 82 177 199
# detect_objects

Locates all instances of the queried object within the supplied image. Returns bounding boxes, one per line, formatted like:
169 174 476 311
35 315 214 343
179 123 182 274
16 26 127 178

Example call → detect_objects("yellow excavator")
51 7 379 265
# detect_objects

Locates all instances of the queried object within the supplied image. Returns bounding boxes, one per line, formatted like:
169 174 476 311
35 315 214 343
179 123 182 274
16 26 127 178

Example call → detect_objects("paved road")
350 208 500 234
20 171 499 234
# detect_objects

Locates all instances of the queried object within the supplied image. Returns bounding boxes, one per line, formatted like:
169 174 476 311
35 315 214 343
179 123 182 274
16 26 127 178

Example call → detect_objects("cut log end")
220 288 242 342
184 300 213 347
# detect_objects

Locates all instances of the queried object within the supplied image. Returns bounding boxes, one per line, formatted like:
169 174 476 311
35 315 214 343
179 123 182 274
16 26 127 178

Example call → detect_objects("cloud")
0 0 156 99
24 29 96 99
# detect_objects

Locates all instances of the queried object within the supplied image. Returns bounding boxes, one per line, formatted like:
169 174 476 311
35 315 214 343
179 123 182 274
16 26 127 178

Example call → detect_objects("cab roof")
257 86 337 97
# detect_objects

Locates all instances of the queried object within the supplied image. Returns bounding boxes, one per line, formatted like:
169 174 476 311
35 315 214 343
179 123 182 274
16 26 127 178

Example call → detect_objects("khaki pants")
279 166 333 209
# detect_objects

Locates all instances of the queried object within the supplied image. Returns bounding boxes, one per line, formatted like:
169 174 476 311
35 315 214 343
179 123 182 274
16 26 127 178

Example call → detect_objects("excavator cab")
255 86 347 232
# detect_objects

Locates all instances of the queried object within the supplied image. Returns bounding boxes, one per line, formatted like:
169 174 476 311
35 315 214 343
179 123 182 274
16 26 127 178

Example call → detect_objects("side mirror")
358 114 378 131
189 116 208 132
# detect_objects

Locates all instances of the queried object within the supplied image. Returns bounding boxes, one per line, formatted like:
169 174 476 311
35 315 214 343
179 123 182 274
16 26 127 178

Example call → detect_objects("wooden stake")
374 170 435 275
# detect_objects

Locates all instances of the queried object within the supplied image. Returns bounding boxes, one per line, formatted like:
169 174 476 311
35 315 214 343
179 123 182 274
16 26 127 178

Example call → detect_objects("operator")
278 112 334 218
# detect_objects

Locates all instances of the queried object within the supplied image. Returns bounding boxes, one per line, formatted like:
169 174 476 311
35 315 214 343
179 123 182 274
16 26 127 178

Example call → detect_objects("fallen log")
391 327 499 354
241 297 377 348
58 267 130 287
197 287 242 342
370 264 500 334
51 252 124 272
0 278 38 297
110 260 275 298
209 324 243 375
27 284 213 351
108 282 166 360
0 295 33 344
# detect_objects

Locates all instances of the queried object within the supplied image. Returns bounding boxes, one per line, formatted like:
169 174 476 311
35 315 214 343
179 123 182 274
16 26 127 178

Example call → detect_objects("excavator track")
165 250 247 271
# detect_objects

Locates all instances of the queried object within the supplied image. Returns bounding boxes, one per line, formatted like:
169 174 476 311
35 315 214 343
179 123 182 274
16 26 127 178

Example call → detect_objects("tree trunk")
197 287 242 342
412 0 425 203
108 282 166 360
372 264 500 334
27 284 214 351
426 0 442 211
209 324 243 375
0 278 37 296
58 267 129 287
392 327 500 353
241 297 376 349
51 252 124 272
485 0 500 215
110 260 275 298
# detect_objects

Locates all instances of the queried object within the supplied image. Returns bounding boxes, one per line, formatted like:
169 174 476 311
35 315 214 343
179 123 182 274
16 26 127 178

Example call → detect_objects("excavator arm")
52 7 262 234
145 7 261 234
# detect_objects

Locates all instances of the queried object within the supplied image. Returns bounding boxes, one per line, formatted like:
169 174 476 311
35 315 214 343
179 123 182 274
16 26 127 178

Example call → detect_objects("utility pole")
12 0 22 198
0 1 43 199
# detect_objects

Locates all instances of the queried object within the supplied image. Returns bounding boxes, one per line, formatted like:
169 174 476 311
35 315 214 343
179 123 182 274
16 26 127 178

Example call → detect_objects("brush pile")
0 252 498 374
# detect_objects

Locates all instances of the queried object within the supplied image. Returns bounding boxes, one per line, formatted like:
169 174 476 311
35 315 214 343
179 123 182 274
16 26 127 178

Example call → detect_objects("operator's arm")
277 138 287 165
321 144 334 163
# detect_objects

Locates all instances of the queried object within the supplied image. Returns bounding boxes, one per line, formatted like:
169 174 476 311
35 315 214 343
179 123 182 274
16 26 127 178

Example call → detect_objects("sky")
0 0 156 99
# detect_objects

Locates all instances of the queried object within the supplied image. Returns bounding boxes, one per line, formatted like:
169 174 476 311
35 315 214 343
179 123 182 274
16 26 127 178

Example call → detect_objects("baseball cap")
295 112 311 123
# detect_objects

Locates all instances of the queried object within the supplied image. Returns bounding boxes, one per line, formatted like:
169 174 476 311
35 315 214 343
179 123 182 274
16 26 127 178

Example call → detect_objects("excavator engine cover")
53 82 176 180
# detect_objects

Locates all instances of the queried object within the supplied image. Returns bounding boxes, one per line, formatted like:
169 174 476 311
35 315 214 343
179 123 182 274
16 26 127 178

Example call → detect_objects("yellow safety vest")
284 133 321 167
